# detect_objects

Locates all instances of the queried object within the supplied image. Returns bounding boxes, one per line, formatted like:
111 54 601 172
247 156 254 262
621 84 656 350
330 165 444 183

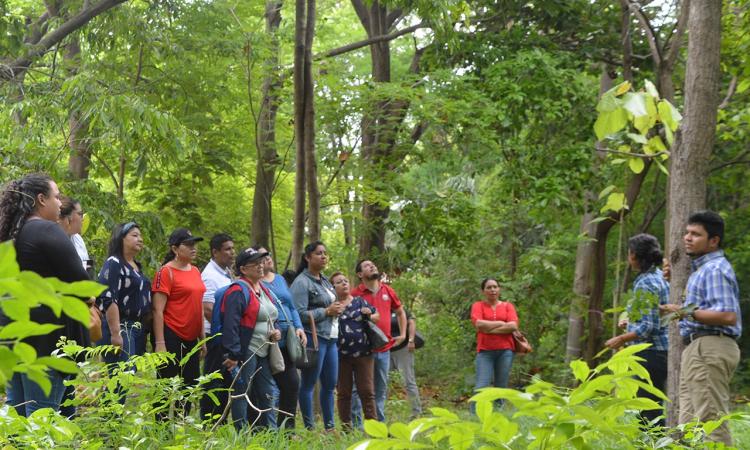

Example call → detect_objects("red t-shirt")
153 265 206 341
470 301 518 352
351 283 403 352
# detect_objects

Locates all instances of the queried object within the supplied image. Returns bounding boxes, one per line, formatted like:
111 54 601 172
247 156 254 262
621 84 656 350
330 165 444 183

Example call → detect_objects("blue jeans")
97 318 146 405
6 370 67 417
352 350 390 426
98 318 147 364
473 349 514 413
233 353 276 430
299 335 338 429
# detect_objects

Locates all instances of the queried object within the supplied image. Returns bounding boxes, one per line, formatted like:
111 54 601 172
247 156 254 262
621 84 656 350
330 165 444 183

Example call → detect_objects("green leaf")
25 366 52 396
626 133 647 144
47 279 106 298
623 92 647 117
0 321 63 340
594 108 628 140
364 419 389 438
628 157 645 174
615 81 631 96
644 136 667 155
601 192 627 213
0 243 19 277
389 422 411 441
570 360 590 382
598 185 616 200
644 80 659 99
14 342 37 364
737 79 750 94
61 296 91 326
36 356 79 374
657 100 681 131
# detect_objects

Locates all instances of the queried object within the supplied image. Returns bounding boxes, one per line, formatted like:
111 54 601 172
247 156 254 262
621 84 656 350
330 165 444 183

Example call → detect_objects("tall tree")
566 0 689 362
291 0 317 265
664 0 722 427
251 1 284 251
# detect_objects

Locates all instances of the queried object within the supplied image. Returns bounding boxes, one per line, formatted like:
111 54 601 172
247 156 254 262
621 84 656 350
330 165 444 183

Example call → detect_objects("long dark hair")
108 222 140 260
162 247 177 265
0 173 54 241
295 240 325 277
628 233 663 273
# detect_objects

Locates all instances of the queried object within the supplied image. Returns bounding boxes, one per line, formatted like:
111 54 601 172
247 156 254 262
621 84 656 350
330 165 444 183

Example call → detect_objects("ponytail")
162 249 176 266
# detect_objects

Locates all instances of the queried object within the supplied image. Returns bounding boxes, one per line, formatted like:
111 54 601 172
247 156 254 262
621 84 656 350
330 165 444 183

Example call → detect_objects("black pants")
272 346 300 429
637 348 668 427
156 325 201 419
200 338 230 424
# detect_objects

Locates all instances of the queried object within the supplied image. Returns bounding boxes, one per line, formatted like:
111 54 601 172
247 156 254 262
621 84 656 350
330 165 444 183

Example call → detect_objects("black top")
14 219 91 355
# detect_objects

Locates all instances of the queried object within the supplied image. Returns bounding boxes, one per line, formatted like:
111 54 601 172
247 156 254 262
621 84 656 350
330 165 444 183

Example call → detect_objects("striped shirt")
680 250 742 338
627 268 669 351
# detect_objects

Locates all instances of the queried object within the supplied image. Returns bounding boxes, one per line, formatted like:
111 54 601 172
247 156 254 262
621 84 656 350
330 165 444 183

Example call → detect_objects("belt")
682 330 738 346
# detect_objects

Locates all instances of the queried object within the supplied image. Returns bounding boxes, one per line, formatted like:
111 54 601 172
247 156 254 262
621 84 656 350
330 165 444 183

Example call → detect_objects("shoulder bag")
276 296 305 365
296 311 319 369
268 318 286 374
506 302 532 354
364 318 389 351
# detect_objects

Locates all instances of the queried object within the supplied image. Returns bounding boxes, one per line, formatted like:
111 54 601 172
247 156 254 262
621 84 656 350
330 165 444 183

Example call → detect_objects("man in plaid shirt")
660 210 741 446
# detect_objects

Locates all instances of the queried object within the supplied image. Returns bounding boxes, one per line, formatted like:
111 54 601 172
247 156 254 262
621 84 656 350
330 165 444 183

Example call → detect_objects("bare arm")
153 292 167 352
203 302 213 323
394 306 407 346
105 303 122 347
694 310 737 327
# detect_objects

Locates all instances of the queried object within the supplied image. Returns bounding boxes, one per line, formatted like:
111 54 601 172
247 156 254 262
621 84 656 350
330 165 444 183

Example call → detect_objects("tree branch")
1 0 129 83
663 0 690 69
316 23 426 59
629 1 662 67
718 75 738 110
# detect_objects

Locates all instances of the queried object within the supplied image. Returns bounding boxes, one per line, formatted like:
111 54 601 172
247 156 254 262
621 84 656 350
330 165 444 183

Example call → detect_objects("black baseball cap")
168 228 204 246
235 247 270 268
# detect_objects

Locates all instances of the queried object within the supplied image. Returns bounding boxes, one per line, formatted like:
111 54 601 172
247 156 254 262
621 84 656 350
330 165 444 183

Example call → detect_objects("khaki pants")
679 335 740 445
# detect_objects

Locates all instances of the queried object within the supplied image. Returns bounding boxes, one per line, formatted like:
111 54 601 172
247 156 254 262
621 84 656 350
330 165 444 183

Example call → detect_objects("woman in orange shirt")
152 228 207 417
470 278 518 411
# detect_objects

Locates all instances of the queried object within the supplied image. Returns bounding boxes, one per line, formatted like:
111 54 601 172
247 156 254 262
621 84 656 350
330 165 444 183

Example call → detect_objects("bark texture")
664 0 722 427
251 1 283 250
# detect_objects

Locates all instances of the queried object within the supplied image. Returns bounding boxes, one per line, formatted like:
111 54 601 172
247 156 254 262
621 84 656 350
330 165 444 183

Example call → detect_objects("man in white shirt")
201 234 235 335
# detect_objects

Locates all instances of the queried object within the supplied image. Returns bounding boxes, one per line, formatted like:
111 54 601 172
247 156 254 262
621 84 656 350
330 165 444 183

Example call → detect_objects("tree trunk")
66 34 92 180
303 0 320 242
251 0 283 249
565 67 615 362
665 0 722 427
291 0 307 267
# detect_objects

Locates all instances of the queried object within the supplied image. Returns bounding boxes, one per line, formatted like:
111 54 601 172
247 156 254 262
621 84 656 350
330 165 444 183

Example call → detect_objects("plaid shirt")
680 250 742 338
627 268 670 351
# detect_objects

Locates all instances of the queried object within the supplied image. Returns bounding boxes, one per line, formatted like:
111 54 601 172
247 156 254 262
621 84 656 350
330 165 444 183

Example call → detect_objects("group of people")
602 211 742 446
0 173 743 444
0 173 423 432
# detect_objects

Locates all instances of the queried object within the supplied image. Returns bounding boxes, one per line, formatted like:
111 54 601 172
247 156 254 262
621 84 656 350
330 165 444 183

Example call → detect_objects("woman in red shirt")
152 228 207 417
470 278 518 411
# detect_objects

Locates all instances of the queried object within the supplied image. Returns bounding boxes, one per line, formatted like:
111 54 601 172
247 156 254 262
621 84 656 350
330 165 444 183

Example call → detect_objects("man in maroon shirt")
350 260 407 423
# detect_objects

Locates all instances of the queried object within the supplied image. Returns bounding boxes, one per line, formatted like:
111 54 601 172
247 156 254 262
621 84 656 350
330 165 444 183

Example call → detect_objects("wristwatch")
408 338 415 343
688 310 697 321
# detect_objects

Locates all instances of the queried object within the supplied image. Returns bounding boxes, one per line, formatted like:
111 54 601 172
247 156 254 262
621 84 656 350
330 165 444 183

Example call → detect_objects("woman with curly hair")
0 173 90 416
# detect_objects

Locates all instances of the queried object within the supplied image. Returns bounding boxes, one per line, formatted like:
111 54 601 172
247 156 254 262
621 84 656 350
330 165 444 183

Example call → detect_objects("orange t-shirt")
470 301 518 352
153 265 206 341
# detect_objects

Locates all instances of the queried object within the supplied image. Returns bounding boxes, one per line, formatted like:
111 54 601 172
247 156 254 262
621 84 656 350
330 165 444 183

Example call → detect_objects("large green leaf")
628 158 645 174
593 108 628 140
46 278 106 297
36 356 79 374
0 243 19 277
13 342 37 363
61 296 91 326
365 419 389 438
0 321 63 340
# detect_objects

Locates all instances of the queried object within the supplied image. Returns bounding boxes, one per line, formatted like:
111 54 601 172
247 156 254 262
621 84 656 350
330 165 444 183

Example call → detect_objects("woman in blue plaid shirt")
605 233 669 427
